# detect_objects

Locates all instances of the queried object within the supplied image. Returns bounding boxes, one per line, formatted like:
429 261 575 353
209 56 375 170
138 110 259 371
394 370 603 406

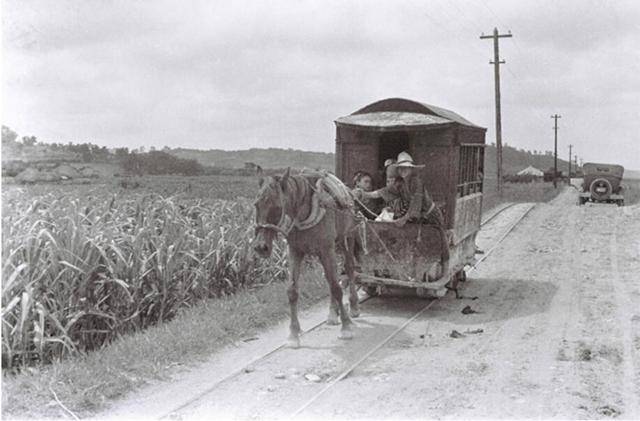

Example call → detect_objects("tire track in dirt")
498 194 584 418
556 200 640 418
610 211 640 418
457 197 574 418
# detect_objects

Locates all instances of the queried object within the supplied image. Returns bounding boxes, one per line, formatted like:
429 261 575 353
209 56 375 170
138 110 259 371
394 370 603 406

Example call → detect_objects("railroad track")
161 202 536 420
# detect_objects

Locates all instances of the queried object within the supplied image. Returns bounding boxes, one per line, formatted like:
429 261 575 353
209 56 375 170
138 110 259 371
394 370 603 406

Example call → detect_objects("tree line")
2 125 203 176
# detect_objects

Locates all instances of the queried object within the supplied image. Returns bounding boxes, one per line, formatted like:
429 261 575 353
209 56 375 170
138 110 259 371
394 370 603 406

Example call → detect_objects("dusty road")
101 189 640 420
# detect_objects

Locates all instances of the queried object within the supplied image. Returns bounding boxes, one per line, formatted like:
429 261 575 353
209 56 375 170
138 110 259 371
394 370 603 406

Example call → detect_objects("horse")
252 167 361 348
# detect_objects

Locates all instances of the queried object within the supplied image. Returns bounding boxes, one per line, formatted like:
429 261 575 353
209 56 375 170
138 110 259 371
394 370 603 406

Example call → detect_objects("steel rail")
468 203 536 273
480 201 517 226
160 201 529 419
290 202 536 418
158 295 376 420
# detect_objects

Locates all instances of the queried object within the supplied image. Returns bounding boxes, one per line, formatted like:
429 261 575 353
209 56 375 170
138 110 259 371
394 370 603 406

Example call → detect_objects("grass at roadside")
482 178 563 214
622 178 640 205
2 264 328 419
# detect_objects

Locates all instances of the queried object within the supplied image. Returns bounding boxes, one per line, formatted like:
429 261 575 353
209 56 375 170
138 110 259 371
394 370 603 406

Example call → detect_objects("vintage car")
334 98 486 297
578 162 624 206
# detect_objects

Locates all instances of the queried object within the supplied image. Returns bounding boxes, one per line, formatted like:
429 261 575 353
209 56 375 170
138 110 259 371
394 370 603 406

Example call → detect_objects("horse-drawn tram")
334 98 486 298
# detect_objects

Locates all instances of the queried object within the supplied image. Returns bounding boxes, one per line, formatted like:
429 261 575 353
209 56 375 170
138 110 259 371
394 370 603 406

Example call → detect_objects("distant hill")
625 169 640 179
484 144 572 178
169 147 334 171
168 145 574 177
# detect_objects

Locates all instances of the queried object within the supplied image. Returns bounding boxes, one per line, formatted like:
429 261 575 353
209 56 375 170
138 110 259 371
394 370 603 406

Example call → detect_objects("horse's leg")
344 236 360 318
286 248 304 348
320 247 353 339
326 249 340 326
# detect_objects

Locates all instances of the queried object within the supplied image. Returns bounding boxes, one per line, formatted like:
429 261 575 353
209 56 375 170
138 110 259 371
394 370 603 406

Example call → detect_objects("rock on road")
100 188 640 420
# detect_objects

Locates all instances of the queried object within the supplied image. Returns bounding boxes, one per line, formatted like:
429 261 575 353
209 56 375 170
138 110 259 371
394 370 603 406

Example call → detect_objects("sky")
2 0 639 169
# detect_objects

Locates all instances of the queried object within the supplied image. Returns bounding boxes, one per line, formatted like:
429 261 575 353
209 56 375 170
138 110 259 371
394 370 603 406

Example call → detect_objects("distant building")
517 165 544 177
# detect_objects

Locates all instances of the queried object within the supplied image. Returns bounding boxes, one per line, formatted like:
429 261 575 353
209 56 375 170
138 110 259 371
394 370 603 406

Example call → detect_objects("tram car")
334 98 486 297
578 162 624 206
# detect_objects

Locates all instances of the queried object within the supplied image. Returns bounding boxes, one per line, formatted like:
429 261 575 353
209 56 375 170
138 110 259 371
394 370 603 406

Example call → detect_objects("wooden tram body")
334 98 486 296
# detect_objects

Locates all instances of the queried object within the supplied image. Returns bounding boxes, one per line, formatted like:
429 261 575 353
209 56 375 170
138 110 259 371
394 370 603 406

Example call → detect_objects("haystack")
79 167 100 178
16 168 40 183
55 165 80 179
41 172 61 182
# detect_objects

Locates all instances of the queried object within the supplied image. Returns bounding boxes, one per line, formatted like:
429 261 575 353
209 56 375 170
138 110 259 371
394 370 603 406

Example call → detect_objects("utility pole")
574 155 578 173
551 114 561 188
568 144 573 182
480 27 512 195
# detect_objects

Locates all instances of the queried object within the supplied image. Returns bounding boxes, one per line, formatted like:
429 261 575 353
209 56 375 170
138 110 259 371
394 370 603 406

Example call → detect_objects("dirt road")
101 189 640 420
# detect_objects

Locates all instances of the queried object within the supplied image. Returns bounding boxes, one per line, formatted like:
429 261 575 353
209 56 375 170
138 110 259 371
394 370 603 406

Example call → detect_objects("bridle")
254 177 326 237
255 181 295 236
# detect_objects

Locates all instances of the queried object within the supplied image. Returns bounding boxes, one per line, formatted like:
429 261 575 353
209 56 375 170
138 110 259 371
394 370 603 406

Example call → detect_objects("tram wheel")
364 286 379 297
416 287 430 299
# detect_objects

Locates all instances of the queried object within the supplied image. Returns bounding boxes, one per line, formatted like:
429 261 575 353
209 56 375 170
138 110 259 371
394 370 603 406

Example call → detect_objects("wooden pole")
480 28 512 195
568 144 572 181
551 114 561 188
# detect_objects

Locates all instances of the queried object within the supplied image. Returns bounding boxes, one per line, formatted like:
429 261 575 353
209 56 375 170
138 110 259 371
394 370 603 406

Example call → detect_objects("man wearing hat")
355 151 450 278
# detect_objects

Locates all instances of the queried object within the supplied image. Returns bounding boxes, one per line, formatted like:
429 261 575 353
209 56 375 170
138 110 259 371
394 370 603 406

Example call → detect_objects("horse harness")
255 178 327 237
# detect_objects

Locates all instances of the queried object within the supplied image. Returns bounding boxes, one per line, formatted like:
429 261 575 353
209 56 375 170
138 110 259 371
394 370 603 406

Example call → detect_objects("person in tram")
352 171 381 219
355 151 450 278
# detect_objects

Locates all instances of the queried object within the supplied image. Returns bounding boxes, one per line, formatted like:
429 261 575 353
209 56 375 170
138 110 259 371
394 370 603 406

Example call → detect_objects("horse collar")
256 178 326 236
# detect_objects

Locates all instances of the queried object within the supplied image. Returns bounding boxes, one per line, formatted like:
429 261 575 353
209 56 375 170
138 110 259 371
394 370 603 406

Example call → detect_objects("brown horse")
252 168 360 348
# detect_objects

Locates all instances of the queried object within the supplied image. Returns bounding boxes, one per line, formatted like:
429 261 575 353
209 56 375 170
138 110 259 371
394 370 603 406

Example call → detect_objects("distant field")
481 178 563 213
623 178 640 205
1 175 271 369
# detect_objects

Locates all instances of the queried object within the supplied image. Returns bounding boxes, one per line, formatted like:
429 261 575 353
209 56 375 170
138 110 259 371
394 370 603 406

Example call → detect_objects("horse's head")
253 167 291 258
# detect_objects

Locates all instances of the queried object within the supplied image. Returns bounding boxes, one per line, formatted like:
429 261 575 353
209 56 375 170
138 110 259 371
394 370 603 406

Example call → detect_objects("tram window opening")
458 145 484 197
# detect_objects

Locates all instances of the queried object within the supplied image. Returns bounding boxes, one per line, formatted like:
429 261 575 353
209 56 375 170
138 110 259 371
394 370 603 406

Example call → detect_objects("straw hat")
393 151 424 168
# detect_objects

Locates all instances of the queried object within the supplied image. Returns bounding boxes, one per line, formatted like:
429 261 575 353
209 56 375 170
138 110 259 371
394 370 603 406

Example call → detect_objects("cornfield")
1 181 288 369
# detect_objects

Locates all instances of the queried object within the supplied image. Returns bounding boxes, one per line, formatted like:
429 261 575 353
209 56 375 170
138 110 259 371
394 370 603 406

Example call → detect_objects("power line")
479 0 525 56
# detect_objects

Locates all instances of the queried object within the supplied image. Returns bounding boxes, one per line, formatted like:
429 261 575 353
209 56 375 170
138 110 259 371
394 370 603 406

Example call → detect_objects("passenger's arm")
393 193 422 227
361 189 383 199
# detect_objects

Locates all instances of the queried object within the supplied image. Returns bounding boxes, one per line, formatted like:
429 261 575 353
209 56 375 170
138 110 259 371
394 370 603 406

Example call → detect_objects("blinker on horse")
253 167 360 348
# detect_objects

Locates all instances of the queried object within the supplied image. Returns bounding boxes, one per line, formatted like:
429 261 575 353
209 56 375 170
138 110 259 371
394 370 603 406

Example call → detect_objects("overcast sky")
2 0 639 169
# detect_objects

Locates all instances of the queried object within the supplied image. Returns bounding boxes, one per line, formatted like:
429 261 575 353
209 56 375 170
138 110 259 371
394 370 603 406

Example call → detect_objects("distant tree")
2 126 18 144
120 150 203 176
122 152 143 175
114 147 130 159
21 136 37 146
